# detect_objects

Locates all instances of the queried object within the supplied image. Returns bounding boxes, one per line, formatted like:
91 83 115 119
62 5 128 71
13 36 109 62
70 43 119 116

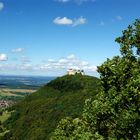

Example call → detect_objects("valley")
0 75 56 139
0 76 56 110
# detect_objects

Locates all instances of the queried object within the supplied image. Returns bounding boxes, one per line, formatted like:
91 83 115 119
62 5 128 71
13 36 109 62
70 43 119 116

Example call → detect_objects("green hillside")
2 75 100 140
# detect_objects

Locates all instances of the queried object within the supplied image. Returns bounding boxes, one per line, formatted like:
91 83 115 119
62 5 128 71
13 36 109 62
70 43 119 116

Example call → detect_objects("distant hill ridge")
2 75 100 140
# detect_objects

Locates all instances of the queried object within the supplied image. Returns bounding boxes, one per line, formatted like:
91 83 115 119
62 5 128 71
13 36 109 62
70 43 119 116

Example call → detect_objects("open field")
0 88 37 97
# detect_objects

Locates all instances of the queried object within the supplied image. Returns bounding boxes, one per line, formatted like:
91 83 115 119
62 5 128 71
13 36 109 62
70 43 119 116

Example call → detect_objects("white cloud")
0 2 4 11
21 56 31 63
0 63 16 71
59 58 68 64
47 59 56 63
20 63 32 70
83 65 97 72
72 16 87 26
53 17 73 25
67 54 76 59
81 61 89 66
12 48 24 53
0 54 8 61
53 17 87 27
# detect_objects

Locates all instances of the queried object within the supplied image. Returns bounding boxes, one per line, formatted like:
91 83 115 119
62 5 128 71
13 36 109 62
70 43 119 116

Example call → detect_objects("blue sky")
0 0 140 76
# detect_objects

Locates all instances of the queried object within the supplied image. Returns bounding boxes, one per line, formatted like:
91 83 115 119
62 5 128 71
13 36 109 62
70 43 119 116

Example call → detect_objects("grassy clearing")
0 111 11 123
0 111 12 138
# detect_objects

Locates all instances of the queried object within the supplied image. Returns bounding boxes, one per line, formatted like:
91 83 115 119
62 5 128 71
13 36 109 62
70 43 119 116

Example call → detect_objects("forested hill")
2 75 100 140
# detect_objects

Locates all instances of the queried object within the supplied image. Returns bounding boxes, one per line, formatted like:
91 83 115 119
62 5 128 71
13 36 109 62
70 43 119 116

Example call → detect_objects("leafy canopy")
51 19 140 140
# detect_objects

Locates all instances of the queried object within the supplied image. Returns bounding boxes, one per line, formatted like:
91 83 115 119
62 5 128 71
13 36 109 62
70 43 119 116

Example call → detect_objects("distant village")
0 100 15 110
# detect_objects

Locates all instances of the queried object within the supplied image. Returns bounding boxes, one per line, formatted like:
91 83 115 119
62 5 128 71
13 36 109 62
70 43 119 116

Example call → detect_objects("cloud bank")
40 54 97 72
0 54 97 75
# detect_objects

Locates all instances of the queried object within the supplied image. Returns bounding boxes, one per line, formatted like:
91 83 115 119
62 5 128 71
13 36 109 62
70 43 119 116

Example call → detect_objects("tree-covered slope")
2 75 100 140
51 20 140 140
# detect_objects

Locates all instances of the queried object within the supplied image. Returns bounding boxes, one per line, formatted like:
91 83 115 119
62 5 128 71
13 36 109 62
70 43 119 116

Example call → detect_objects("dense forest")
1 75 100 140
1 20 140 140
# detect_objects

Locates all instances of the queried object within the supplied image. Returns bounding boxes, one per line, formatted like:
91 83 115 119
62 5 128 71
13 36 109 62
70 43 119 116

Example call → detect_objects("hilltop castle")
67 69 85 75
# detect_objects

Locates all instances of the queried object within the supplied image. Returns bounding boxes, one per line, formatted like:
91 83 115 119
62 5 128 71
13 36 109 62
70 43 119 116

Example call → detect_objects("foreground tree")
51 19 140 140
